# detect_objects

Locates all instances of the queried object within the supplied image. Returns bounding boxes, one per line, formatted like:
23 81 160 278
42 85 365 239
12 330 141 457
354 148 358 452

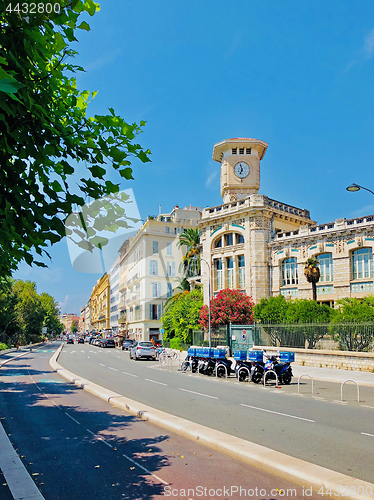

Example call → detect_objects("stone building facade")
200 137 374 307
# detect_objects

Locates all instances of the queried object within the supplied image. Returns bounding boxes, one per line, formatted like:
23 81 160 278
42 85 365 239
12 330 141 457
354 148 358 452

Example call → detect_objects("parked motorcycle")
251 351 294 385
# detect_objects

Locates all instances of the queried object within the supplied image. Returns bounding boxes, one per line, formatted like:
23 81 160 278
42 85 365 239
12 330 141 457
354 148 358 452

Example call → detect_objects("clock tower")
213 138 268 203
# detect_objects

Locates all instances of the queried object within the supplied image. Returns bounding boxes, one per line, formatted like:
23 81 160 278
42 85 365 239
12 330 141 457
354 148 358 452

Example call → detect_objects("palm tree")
304 257 320 301
177 228 201 278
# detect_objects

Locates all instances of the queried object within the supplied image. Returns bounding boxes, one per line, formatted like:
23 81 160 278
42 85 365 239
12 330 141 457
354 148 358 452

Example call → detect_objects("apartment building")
118 205 201 341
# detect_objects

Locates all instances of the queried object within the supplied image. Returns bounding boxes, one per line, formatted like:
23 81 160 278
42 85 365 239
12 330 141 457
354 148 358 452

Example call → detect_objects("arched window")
214 237 222 248
236 233 244 244
317 253 333 282
225 234 233 246
282 258 298 286
352 248 373 280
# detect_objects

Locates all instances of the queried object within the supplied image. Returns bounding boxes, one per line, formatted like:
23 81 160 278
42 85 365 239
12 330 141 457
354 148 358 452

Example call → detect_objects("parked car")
66 338 74 344
122 339 134 351
99 338 115 348
130 341 156 360
77 338 84 344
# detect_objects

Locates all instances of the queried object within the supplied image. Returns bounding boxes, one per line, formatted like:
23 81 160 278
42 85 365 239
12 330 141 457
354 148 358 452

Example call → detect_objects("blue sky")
14 0 374 314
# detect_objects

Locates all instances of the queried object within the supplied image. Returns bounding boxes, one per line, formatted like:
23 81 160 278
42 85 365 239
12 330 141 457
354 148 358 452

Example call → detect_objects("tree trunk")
312 281 317 301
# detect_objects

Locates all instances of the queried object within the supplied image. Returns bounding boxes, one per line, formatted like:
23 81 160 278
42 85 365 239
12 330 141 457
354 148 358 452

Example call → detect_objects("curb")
50 344 374 500
0 344 46 369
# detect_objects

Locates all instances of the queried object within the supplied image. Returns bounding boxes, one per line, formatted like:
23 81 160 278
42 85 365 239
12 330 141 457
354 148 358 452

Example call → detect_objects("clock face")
234 162 249 179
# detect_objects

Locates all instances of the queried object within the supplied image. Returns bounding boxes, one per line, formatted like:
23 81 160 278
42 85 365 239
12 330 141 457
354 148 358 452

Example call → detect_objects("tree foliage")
199 289 254 330
329 297 374 351
304 257 320 301
162 288 203 346
254 296 332 348
0 0 150 275
0 279 63 345
178 228 201 278
70 319 78 334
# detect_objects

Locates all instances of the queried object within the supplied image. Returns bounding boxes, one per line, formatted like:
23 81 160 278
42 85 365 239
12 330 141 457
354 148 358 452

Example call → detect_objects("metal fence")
256 322 374 352
192 325 229 347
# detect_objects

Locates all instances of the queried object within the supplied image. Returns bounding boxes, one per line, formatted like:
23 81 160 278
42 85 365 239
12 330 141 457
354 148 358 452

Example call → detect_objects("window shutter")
149 304 152 320
172 262 175 277
158 283 161 297
157 304 161 319
155 261 158 276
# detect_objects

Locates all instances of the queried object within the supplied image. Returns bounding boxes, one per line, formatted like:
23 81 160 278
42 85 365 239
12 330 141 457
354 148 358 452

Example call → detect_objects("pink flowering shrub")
199 289 254 329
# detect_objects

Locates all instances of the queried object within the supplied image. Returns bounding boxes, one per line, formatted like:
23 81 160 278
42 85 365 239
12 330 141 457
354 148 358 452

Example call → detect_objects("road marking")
145 378 167 386
86 429 95 435
122 452 168 485
65 412 81 425
99 363 106 367
311 396 325 400
179 388 219 399
122 371 138 378
98 437 113 448
332 400 347 405
362 432 374 437
240 404 315 422
87 356 90 359
361 405 374 409
108 367 118 372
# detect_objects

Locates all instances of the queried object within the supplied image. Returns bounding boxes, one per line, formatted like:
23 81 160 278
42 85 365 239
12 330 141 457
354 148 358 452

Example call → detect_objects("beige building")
90 273 110 331
200 137 374 307
118 205 201 341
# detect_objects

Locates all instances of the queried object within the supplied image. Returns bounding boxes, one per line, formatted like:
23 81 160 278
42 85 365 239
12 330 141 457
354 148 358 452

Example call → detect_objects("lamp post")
346 183 374 196
200 257 212 349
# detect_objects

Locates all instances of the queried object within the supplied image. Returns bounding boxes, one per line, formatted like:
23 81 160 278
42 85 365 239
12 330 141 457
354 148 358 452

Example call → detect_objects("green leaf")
89 165 106 178
77 21 90 31
0 78 24 94
119 168 133 180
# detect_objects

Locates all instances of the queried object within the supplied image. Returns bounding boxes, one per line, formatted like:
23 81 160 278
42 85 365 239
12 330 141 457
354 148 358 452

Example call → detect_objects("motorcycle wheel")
251 371 262 384
238 369 248 382
206 366 214 376
216 365 226 378
281 371 292 385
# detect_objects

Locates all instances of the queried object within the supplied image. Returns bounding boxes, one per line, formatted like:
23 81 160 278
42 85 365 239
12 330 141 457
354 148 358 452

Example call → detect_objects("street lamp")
200 257 212 349
346 183 374 196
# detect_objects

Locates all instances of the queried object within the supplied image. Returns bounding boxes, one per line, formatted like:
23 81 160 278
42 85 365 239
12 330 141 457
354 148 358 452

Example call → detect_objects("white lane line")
122 371 138 378
122 453 168 485
65 412 81 425
332 400 347 405
361 405 374 409
98 437 113 448
99 363 106 367
87 356 90 359
108 367 118 371
145 378 167 386
86 429 95 435
240 404 315 423
362 432 374 437
179 388 218 400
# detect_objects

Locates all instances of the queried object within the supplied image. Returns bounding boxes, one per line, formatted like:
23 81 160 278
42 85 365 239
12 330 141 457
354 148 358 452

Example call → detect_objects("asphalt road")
57 342 374 484
0 342 326 500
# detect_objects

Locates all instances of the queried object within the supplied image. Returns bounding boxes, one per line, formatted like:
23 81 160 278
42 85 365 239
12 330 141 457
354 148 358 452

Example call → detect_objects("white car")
129 341 156 360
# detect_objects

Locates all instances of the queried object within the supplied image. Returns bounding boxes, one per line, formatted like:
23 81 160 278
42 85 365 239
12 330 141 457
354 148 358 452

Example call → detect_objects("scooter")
235 359 253 381
214 357 232 377
251 351 293 385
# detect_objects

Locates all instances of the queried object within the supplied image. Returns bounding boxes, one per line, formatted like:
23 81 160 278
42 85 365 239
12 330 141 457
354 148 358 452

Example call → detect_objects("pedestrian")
15 341 20 350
